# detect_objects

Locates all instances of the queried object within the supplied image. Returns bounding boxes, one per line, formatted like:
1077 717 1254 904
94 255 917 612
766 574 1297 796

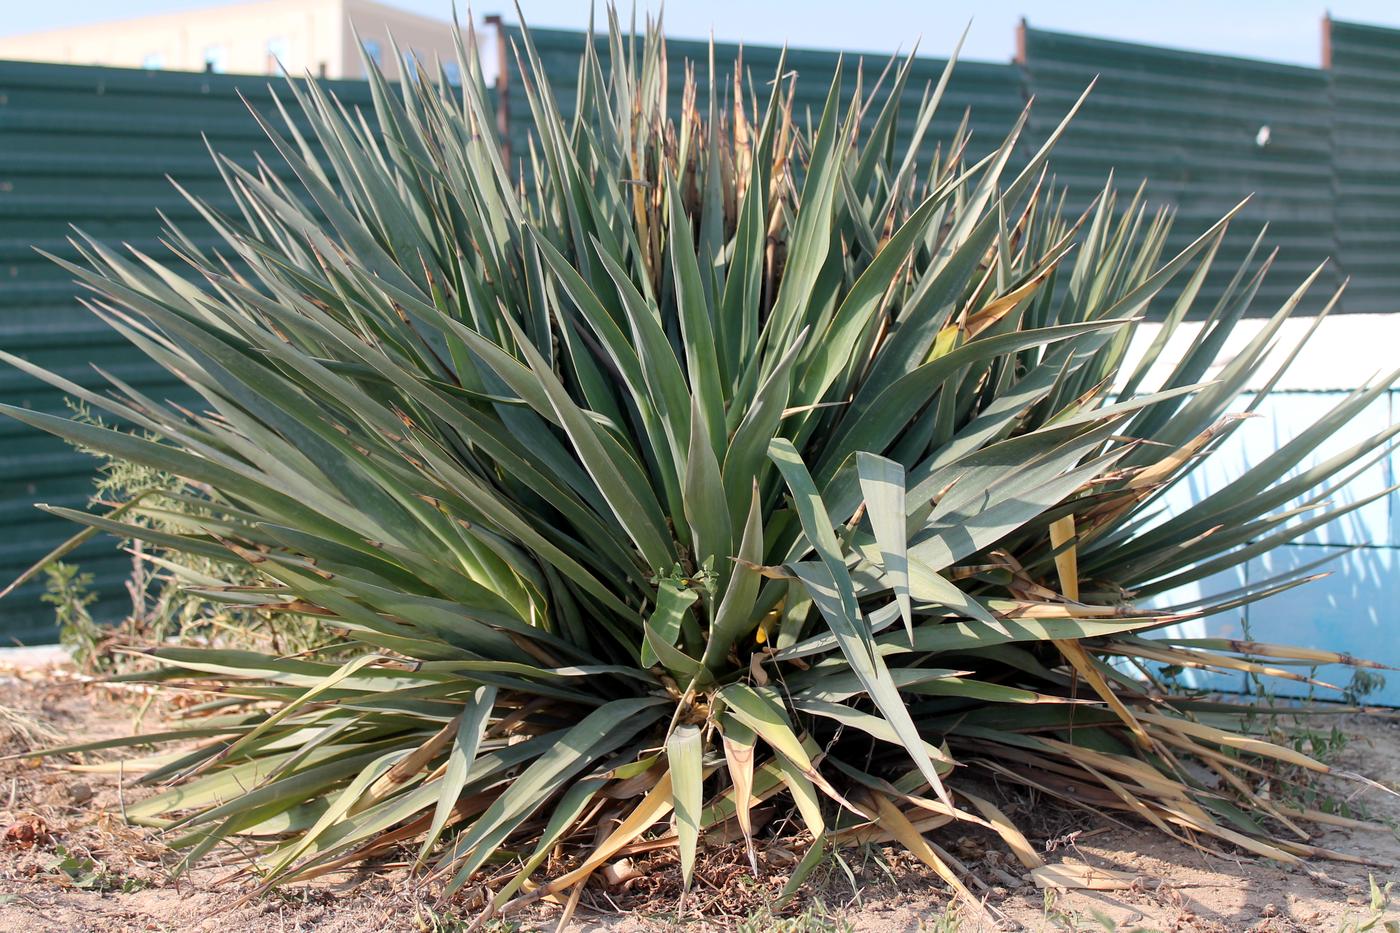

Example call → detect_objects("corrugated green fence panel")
497 26 1026 175
0 60 374 644
1327 19 1400 314
1019 27 1340 315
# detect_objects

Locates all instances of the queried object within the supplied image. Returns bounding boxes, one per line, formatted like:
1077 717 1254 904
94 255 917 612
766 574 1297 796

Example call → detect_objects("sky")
3 0 1400 68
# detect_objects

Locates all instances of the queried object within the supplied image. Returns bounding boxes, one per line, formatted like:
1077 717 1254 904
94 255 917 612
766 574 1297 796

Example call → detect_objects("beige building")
0 0 473 81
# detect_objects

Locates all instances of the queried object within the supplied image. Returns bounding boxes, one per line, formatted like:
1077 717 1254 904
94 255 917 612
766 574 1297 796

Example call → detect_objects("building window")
363 38 383 66
265 36 288 73
141 52 164 70
442 60 461 86
202 44 228 73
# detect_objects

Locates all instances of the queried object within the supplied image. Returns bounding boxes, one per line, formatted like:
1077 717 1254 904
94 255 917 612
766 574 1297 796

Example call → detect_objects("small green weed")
42 563 103 670
46 844 146 893
1337 875 1399 933
1345 670 1388 707
920 903 964 932
739 899 853 933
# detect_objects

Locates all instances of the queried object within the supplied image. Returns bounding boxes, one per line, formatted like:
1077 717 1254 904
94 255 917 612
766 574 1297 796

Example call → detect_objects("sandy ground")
0 660 1397 933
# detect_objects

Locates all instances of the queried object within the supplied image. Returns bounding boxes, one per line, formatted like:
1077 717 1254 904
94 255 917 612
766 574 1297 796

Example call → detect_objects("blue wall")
1153 384 1400 705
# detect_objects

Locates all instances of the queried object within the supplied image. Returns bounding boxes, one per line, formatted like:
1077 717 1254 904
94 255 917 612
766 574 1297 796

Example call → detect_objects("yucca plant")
4 10 1395 926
